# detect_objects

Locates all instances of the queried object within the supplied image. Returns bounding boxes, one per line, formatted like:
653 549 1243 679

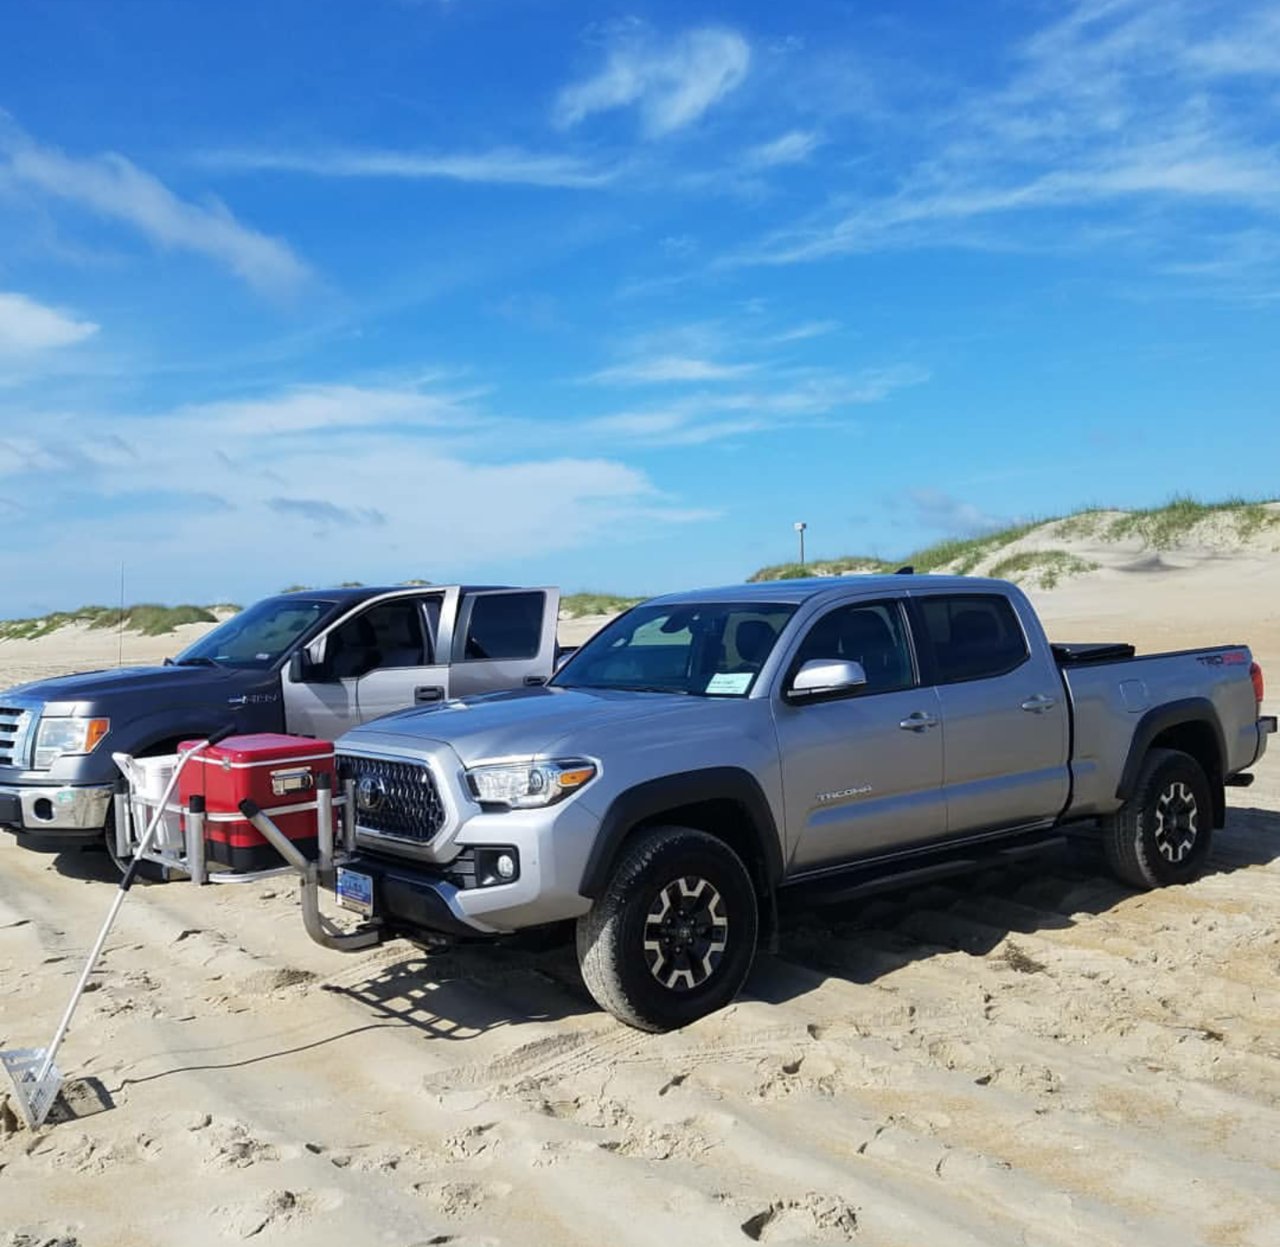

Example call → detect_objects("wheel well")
136 735 190 758
1150 722 1225 826
631 799 772 897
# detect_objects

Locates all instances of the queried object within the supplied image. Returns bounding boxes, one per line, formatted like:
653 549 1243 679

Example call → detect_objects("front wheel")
1101 748 1213 889
576 826 759 1032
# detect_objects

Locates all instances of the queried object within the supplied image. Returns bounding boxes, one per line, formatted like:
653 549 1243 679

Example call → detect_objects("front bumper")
339 796 602 938
0 783 114 836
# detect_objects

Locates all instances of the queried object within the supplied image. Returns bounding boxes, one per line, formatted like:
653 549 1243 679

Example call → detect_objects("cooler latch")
271 766 316 797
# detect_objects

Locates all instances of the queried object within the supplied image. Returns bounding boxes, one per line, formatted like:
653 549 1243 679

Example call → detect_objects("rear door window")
458 591 545 661
917 594 1029 683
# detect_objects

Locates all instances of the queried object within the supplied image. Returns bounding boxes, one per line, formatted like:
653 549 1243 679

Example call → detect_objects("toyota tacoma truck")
0 584 561 864
327 575 1274 1031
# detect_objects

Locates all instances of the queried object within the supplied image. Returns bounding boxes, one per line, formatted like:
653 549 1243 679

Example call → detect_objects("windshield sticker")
706 672 753 695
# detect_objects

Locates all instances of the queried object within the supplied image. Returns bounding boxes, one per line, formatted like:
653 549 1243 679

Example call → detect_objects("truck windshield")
554 601 796 697
173 598 333 670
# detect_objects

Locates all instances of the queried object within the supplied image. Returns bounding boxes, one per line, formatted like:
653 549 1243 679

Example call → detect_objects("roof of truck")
647 574 1011 606
278 585 508 603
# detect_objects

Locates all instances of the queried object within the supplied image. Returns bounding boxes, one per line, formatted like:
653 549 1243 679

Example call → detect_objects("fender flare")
578 767 784 899
1116 697 1227 805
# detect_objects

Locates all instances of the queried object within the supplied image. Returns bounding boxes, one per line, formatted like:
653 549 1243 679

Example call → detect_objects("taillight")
1251 662 1265 706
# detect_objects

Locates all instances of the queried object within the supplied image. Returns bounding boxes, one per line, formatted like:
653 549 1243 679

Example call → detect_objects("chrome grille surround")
0 704 38 770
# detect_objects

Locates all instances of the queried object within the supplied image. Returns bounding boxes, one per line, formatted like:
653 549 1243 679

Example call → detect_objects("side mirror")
787 658 868 702
288 637 329 684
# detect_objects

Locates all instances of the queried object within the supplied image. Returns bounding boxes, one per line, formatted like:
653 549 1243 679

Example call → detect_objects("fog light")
474 846 520 887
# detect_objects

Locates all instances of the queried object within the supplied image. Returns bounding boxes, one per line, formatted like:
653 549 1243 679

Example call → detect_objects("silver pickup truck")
329 575 1274 1031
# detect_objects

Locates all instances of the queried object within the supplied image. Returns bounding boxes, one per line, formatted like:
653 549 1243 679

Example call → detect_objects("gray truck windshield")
174 598 333 670
554 601 796 697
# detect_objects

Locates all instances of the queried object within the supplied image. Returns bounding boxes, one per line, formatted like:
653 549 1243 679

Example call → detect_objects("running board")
782 830 1069 908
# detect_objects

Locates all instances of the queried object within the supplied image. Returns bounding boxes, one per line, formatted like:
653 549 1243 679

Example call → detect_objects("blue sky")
1 0 1278 616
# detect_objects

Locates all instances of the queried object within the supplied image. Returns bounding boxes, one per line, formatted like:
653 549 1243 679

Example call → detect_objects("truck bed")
1056 641 1264 821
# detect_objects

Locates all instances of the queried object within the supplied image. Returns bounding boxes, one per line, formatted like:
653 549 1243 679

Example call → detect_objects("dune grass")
988 549 1098 590
747 496 1279 583
560 592 645 618
0 603 221 641
1103 495 1280 547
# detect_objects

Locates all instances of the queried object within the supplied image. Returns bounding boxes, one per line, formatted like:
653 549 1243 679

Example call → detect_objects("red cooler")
178 734 336 871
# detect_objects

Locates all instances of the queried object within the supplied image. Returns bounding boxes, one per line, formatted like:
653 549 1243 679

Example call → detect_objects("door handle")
415 686 444 704
899 711 939 732
1021 694 1057 713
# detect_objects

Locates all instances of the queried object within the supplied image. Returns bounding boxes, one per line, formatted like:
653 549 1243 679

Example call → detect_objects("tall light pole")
794 520 807 568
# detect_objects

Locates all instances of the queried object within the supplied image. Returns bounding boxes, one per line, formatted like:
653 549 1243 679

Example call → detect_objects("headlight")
466 758 597 810
33 716 110 770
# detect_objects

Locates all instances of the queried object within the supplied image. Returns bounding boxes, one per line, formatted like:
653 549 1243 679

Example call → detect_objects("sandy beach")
2 547 1278 1247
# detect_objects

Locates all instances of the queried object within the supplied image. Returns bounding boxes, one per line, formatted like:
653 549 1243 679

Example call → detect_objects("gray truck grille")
339 754 446 842
0 708 31 769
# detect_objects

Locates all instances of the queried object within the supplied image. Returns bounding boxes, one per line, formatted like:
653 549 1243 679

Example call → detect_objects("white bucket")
124 754 184 853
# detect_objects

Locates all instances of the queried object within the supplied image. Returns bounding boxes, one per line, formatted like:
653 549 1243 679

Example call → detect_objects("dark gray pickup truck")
0 583 561 861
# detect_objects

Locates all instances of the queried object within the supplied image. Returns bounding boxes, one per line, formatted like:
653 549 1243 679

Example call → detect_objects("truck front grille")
339 754 446 842
0 708 32 769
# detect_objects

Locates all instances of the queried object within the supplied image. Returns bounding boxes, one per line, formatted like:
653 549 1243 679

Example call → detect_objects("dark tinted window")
327 600 429 678
918 595 1028 683
460 592 545 661
792 601 915 694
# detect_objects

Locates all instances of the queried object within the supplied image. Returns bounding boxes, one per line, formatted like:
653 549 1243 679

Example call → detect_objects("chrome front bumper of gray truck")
0 783 114 840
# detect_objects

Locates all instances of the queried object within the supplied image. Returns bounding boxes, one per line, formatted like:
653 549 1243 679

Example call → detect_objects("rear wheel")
576 826 759 1032
1101 748 1213 889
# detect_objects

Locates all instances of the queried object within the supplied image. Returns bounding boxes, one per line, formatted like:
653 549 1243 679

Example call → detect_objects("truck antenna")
117 563 126 668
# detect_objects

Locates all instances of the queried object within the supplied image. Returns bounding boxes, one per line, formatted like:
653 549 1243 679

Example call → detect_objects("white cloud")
555 26 750 137
0 120 310 295
0 291 98 353
199 146 618 190
730 1 1280 270
585 364 928 445
769 319 840 343
742 130 821 168
0 381 706 603
585 355 756 385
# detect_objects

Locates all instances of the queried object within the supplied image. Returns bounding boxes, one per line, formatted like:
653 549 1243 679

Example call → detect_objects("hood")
340 686 731 764
2 664 246 707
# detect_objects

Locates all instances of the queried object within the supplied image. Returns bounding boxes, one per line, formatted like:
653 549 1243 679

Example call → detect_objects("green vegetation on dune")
0 602 221 641
747 496 1279 586
749 557 892 582
988 549 1099 590
1102 495 1280 547
87 604 219 636
907 521 1043 574
560 592 645 618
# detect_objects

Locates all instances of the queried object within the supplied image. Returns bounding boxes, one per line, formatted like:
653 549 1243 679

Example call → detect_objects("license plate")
335 867 373 916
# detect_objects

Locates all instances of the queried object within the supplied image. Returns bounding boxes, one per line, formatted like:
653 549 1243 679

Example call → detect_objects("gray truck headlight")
33 716 110 770
466 758 597 810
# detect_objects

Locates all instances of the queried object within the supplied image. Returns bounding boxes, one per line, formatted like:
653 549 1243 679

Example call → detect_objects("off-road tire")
1101 747 1213 889
576 826 759 1032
